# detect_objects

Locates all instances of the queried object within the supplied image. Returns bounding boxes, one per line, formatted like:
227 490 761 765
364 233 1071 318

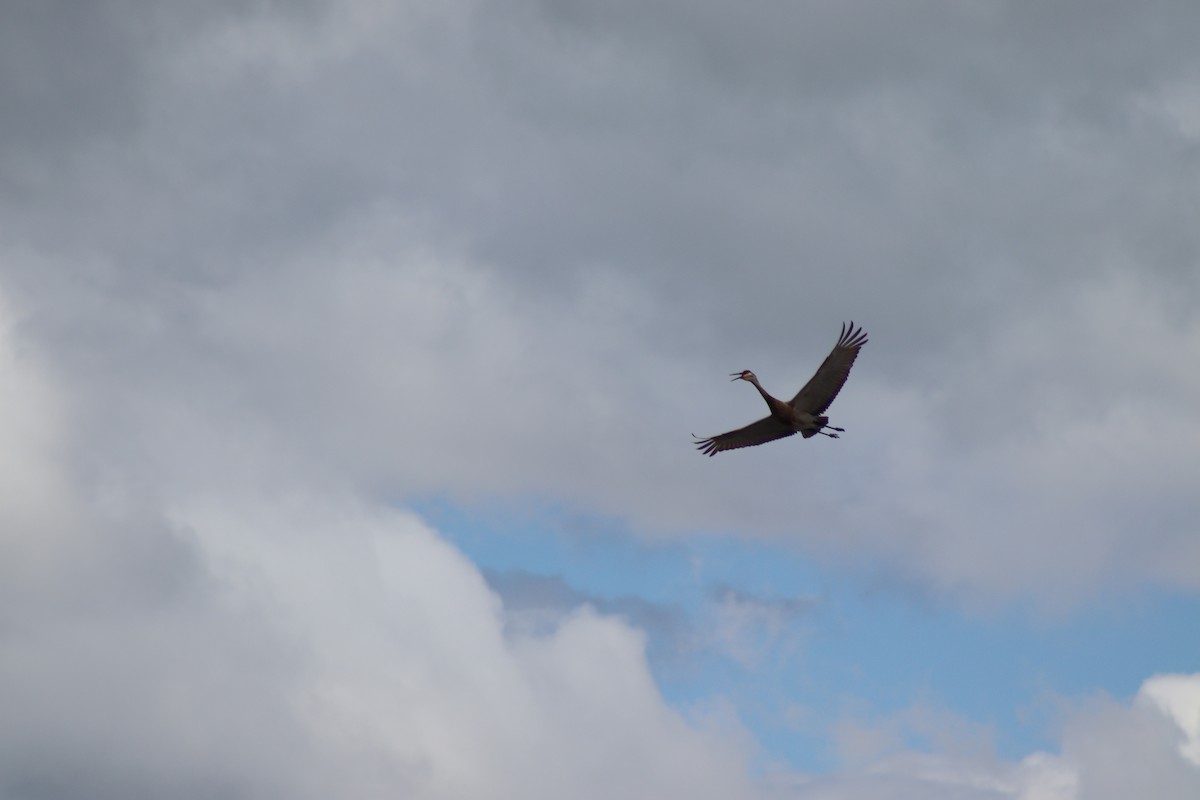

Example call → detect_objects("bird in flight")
694 322 868 456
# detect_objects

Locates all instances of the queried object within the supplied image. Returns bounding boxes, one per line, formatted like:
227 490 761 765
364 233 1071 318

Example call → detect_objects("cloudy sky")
3 1 1199 797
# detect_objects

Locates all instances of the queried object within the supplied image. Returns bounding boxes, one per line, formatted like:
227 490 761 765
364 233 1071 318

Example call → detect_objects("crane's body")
739 371 827 434
694 322 867 456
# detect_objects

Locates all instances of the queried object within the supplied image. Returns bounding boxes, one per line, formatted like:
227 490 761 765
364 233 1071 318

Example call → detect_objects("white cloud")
179 497 761 800
1056 674 1200 800
1141 674 1200 766
0 409 757 798
782 676 1200 800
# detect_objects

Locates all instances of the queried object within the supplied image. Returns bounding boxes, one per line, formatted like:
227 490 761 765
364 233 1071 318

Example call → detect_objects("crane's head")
730 370 756 382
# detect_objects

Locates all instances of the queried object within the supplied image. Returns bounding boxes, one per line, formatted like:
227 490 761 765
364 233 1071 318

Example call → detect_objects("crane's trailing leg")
807 415 845 437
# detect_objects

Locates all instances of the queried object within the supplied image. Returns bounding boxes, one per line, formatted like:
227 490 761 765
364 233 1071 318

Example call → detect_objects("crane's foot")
817 430 840 438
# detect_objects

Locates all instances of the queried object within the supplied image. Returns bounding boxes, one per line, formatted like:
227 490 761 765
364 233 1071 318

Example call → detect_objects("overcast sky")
2 1 1199 798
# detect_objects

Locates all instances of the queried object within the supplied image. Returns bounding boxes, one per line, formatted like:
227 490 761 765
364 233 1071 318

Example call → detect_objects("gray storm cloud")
5 0 1198 605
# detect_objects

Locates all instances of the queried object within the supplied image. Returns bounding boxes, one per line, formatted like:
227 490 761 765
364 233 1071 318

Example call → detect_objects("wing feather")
693 416 795 456
790 322 868 414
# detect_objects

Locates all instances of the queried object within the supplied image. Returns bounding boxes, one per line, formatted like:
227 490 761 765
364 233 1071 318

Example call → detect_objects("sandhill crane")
694 322 868 456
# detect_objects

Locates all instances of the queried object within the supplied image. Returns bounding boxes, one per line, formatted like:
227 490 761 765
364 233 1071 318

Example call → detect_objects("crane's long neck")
746 375 786 413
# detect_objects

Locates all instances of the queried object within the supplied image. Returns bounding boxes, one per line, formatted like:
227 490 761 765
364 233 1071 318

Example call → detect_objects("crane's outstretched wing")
790 322 868 414
694 416 795 456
